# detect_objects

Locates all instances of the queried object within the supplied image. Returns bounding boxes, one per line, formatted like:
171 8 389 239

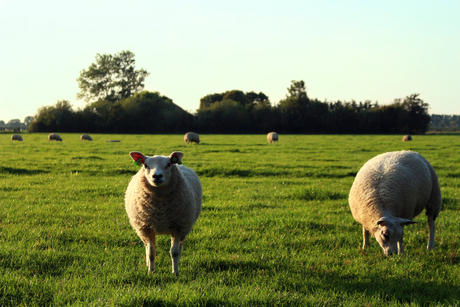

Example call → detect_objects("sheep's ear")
395 217 417 226
129 151 146 165
169 151 184 164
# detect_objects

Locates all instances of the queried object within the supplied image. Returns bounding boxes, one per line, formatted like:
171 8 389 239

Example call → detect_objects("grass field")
1 133 459 306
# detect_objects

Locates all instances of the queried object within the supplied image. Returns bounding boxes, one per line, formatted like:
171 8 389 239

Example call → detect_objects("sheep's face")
373 217 416 256
143 156 173 187
129 151 184 188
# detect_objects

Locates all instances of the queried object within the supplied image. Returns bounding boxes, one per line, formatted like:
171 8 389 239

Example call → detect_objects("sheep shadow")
0 166 49 175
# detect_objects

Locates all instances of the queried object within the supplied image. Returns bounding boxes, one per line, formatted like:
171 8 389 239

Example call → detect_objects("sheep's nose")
153 174 163 179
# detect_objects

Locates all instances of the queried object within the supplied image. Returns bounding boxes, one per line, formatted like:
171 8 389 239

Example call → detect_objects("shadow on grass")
0 167 49 175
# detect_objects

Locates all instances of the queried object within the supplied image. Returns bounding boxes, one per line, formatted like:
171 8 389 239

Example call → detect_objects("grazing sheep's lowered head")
402 134 412 141
184 132 200 145
373 217 417 256
81 134 93 141
267 132 278 143
11 134 23 141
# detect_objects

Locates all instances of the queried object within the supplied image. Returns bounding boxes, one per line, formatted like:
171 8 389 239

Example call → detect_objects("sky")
0 0 459 123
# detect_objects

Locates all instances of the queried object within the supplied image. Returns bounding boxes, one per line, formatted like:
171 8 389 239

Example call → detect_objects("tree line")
27 50 431 134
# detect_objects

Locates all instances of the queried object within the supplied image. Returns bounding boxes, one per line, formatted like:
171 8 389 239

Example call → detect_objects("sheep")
184 132 200 145
267 132 278 143
125 151 202 275
402 134 412 141
80 134 93 141
48 133 62 141
348 150 441 256
106 140 121 143
11 134 23 141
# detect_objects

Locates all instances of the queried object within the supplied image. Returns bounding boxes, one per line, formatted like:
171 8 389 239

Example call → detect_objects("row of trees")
27 50 432 134
0 117 34 132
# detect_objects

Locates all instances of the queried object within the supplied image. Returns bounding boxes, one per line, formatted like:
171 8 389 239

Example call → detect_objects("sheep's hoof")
147 269 155 274
173 271 179 276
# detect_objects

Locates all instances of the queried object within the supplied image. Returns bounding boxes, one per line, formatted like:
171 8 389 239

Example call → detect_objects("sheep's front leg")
143 231 156 273
397 236 404 255
427 215 436 250
363 227 370 249
170 236 184 275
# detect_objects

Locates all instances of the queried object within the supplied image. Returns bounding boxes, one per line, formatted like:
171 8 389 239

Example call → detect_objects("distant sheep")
267 132 278 143
80 134 93 141
106 140 121 143
402 135 412 141
48 133 62 141
349 150 441 256
184 132 200 145
11 134 23 141
125 151 202 275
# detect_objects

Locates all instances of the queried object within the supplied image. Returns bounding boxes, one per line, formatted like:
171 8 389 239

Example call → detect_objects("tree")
76 50 150 103
24 116 34 126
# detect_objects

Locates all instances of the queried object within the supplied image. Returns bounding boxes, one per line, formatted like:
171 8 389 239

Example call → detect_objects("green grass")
1 133 459 306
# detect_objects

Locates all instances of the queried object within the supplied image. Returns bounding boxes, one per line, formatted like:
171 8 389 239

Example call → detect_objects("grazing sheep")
125 151 202 275
402 135 412 141
11 134 23 141
267 132 278 143
184 132 200 145
348 150 441 256
80 134 93 141
48 133 62 141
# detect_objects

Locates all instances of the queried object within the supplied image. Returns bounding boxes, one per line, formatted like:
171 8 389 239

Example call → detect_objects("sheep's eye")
383 234 389 241
144 164 150 169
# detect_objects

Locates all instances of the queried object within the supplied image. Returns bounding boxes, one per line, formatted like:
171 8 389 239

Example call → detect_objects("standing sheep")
348 150 441 256
11 134 23 141
125 151 202 275
402 134 412 142
267 132 278 143
80 134 93 141
48 133 62 141
184 132 200 145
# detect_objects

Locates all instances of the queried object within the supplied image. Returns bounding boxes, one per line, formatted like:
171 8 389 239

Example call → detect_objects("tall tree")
76 50 150 103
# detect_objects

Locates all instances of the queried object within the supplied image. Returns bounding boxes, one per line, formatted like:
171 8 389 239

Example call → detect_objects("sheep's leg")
398 237 404 255
144 231 156 273
170 236 183 276
427 214 436 250
363 227 370 249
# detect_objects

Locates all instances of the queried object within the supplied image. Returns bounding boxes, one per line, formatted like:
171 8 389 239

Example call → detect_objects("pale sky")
1 0 459 123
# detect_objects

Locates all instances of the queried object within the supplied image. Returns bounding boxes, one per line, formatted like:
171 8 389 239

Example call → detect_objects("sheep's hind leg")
363 227 370 249
427 215 436 250
170 236 184 276
143 231 156 273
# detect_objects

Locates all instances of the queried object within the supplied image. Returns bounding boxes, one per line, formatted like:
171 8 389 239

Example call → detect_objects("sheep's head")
129 151 184 187
373 217 416 256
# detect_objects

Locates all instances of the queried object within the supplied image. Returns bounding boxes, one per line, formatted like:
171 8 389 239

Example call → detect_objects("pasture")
1 133 459 306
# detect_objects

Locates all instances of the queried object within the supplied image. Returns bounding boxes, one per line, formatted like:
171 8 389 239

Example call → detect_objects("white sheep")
125 151 202 275
48 133 62 141
11 134 23 141
184 132 200 145
402 134 412 142
80 134 93 141
348 150 441 256
267 132 278 143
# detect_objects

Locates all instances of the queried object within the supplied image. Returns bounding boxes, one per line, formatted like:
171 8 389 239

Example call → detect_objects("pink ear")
169 151 184 164
129 151 146 165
